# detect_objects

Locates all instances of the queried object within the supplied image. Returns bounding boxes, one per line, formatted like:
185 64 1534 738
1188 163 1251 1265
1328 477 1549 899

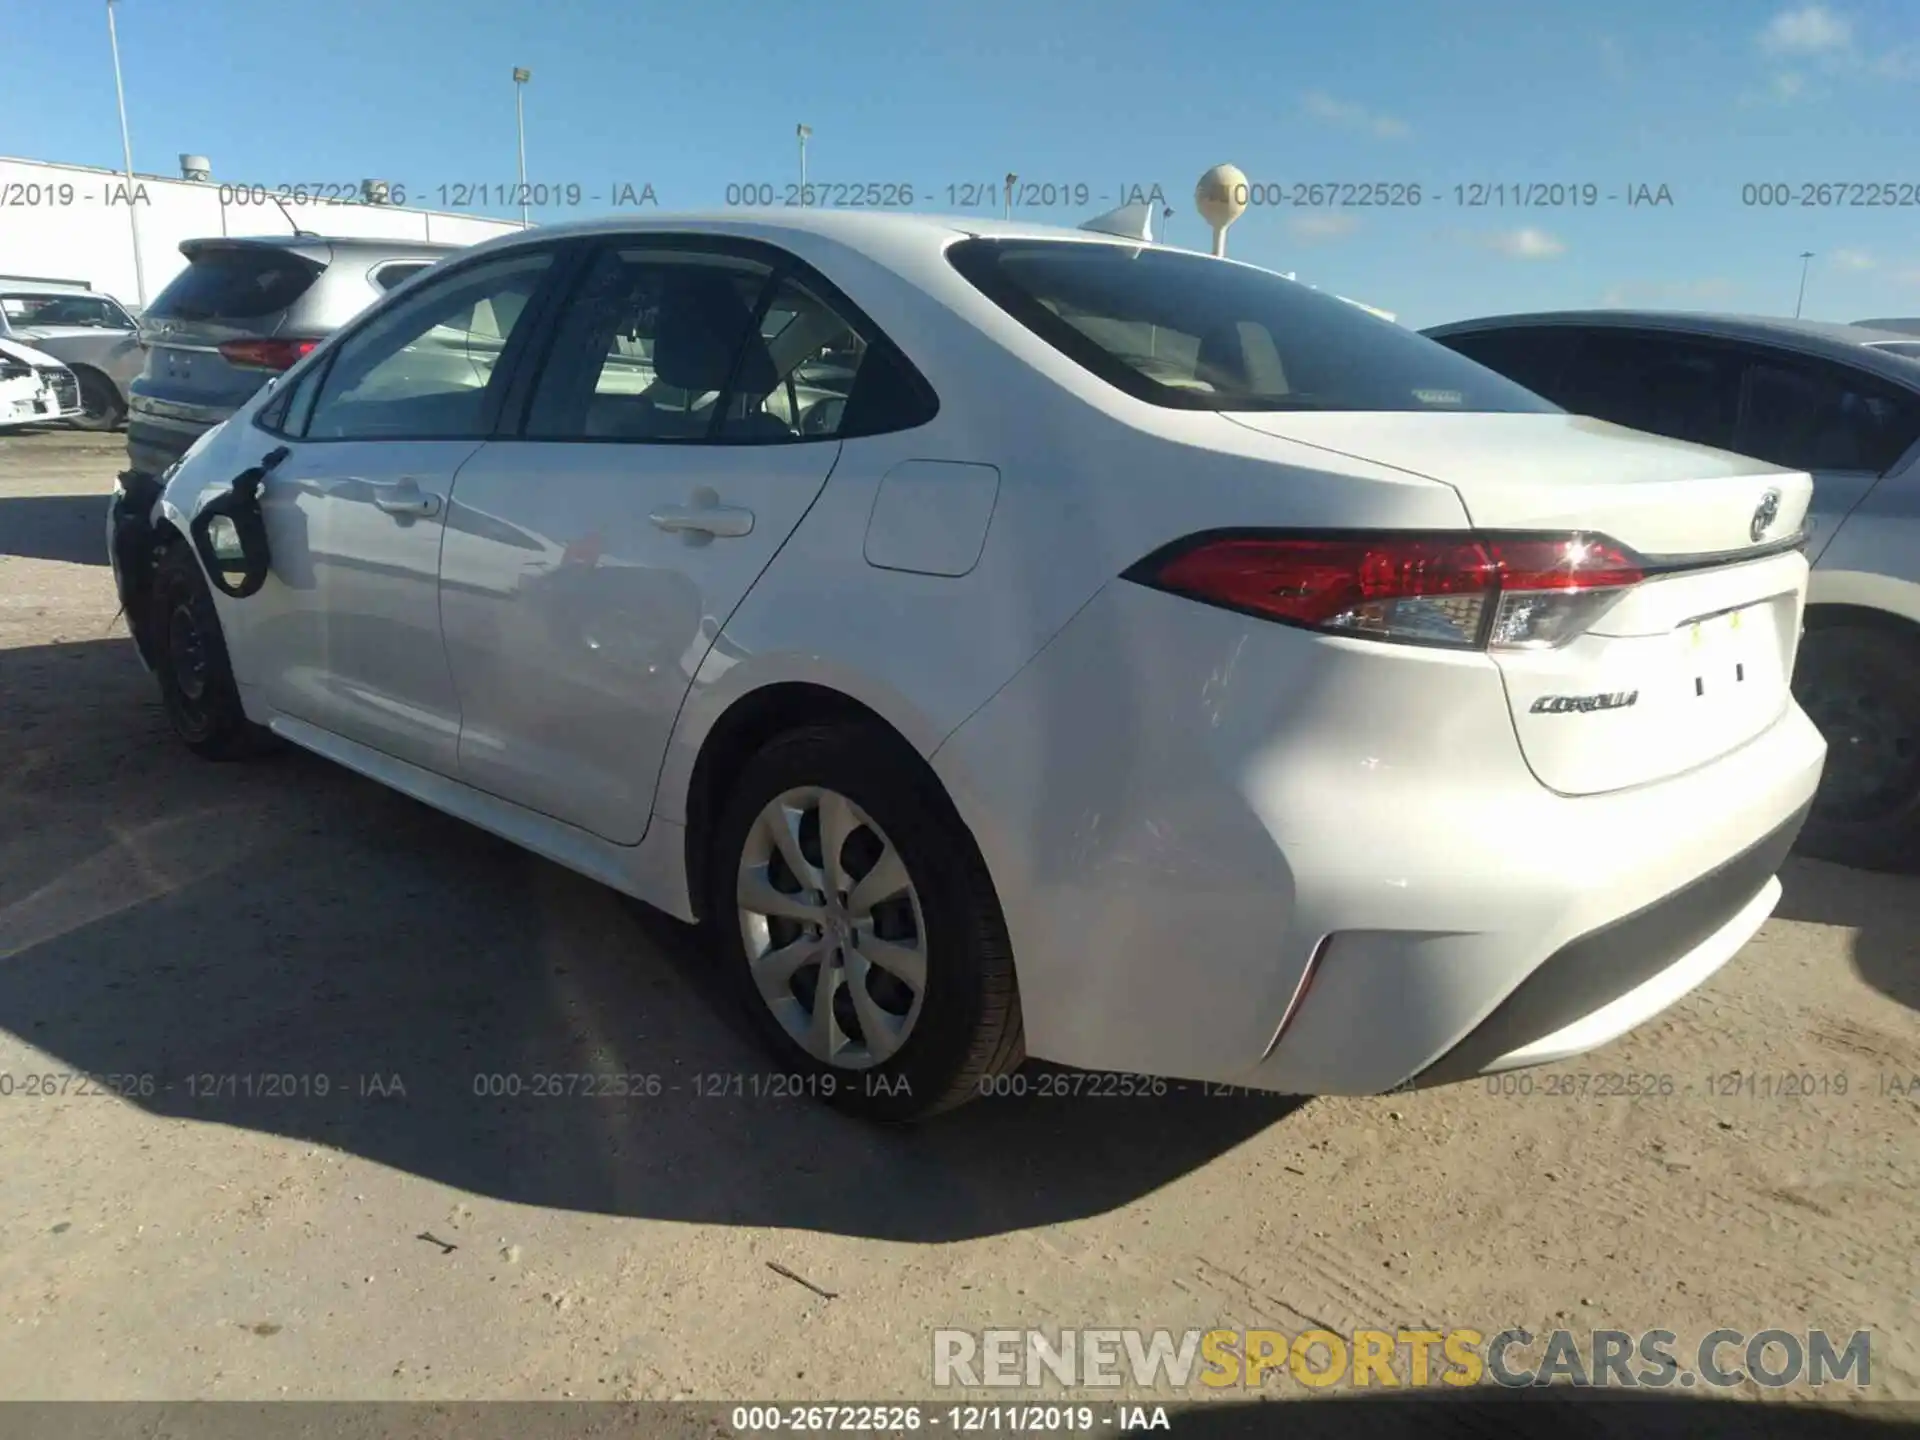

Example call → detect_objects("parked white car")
109 212 1826 1119
0 336 84 429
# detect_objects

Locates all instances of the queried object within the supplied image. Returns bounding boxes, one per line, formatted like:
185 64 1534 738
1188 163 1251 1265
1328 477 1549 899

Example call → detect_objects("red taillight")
1133 532 1645 650
218 337 319 372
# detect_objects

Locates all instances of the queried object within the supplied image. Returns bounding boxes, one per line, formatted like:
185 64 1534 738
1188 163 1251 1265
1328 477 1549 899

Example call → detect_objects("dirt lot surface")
1 429 1917 1423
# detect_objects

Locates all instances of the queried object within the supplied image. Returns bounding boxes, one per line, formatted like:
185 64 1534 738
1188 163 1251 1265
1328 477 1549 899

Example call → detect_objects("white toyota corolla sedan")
107 211 1827 1120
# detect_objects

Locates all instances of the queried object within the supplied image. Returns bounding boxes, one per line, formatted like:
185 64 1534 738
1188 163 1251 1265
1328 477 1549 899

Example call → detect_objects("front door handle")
372 486 442 519
650 503 754 538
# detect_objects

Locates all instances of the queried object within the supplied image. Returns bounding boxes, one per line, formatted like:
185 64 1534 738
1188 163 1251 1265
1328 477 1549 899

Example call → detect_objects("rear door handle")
650 504 754 538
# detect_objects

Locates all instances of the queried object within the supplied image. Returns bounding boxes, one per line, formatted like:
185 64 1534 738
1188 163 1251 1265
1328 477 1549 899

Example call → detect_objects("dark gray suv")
126 235 459 479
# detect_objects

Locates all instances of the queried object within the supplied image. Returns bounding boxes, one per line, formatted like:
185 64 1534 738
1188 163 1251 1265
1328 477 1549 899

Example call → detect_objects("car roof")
449 208 1198 270
0 282 99 296
1424 308 1920 386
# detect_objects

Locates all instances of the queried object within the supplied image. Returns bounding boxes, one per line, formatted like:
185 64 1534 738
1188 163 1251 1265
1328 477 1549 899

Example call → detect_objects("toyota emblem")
1751 488 1781 543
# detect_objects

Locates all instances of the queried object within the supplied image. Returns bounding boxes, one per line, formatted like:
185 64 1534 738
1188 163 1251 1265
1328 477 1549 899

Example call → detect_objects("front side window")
946 238 1557 413
0 293 135 329
303 250 553 441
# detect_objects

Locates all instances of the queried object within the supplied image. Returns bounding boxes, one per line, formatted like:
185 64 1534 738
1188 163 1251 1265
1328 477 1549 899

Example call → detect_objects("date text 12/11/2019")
722 182 1171 210
209 181 661 210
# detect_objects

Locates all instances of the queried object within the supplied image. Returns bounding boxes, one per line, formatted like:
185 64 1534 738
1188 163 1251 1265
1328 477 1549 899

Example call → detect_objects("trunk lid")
1224 411 1814 796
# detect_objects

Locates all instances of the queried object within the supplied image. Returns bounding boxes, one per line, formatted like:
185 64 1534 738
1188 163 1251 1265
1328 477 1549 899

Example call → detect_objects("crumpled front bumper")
106 469 167 672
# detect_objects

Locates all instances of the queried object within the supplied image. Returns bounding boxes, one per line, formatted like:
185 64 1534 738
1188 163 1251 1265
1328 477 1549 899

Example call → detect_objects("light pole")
1004 172 1017 220
1794 250 1815 318
797 123 811 200
104 0 146 306
512 67 531 227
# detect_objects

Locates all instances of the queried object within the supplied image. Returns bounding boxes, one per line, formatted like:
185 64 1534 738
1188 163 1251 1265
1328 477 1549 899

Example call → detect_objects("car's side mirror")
189 447 287 599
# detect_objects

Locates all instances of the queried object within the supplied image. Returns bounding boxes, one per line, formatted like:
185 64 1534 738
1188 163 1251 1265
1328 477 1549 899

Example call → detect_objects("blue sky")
9 0 1920 328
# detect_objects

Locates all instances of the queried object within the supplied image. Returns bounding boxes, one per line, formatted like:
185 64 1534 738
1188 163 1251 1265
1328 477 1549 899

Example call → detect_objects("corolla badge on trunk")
1530 690 1640 714
1751 488 1781 543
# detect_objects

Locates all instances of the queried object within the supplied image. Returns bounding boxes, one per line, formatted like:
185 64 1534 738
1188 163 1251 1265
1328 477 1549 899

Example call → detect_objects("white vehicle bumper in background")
933 581 1827 1094
0 364 82 428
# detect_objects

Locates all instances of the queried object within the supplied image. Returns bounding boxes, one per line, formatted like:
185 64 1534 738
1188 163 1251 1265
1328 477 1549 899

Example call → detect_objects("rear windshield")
145 248 322 322
946 238 1558 414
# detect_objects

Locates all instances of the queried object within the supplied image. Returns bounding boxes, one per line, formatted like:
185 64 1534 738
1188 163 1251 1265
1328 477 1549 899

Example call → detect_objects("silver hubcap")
736 786 926 1068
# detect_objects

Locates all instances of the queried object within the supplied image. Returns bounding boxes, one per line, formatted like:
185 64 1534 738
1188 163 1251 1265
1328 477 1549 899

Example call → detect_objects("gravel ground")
0 428 1916 1423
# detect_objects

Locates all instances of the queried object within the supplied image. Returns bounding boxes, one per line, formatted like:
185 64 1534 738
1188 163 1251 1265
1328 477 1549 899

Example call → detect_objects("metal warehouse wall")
0 157 525 308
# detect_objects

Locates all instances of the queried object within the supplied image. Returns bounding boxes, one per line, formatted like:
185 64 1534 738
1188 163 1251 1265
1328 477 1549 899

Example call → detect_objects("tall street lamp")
513 67 532 227
1794 250 1815 319
105 0 146 306
797 123 812 200
1004 172 1017 220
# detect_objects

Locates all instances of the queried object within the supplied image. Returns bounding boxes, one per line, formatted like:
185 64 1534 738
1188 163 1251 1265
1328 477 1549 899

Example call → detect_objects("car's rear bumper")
933 581 1828 1095
1403 799 1809 1087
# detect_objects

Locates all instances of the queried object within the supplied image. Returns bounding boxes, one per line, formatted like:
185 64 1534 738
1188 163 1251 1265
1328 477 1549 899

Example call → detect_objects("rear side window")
1428 327 1583 406
946 238 1557 414
373 262 432 292
1738 356 1920 474
145 249 321 322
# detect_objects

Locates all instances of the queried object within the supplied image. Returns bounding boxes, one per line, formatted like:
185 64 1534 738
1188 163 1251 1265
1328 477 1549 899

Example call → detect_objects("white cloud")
1771 70 1806 97
1833 248 1877 270
1759 5 1852 56
1287 213 1360 242
1482 228 1566 260
1300 90 1410 140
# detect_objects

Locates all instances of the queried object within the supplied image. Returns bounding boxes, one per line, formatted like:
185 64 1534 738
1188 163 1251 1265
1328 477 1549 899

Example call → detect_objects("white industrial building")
0 155 524 309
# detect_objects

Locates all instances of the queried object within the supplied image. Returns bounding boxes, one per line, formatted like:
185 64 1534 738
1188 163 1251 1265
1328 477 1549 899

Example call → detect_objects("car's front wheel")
1794 624 1920 871
150 544 275 760
707 723 1023 1121
71 370 126 432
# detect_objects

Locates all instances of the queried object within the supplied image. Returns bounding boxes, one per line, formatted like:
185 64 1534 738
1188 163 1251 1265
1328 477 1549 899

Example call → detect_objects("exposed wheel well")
682 682 977 925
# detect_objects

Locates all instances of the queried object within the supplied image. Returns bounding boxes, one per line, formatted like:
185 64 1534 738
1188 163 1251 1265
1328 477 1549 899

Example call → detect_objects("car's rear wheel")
71 369 126 432
706 722 1023 1121
1793 624 1920 871
151 544 275 761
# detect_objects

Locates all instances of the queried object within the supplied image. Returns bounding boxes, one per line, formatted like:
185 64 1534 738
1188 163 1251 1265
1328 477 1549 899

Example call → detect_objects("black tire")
1793 624 1920 871
705 722 1023 1121
150 544 276 761
70 370 126 432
